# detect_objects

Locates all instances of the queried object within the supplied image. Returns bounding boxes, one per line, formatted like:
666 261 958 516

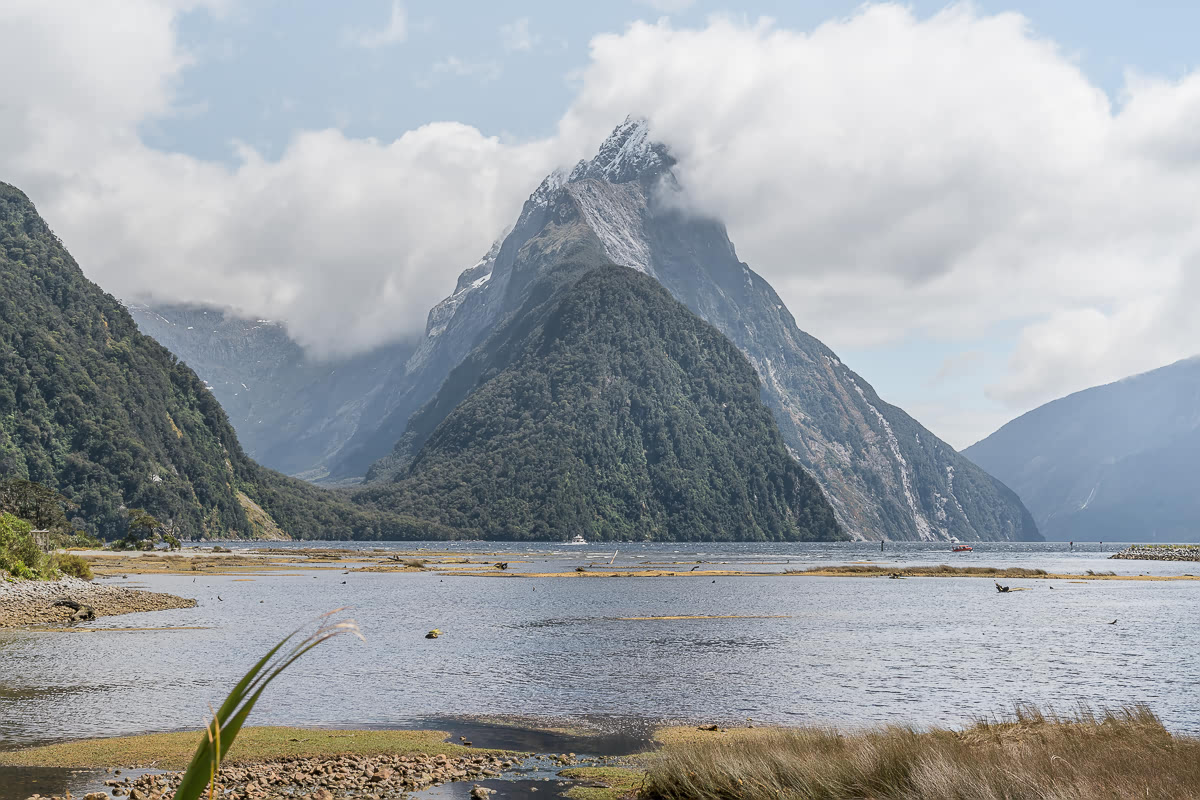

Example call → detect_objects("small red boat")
951 545 973 552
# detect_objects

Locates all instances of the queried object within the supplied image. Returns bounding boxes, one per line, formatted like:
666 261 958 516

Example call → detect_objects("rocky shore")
28 752 525 800
0 576 195 627
1110 544 1200 562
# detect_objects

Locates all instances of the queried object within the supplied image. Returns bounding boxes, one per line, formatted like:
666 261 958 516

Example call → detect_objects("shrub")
51 552 93 581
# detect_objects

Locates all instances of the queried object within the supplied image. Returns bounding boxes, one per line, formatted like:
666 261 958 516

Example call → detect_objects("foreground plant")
174 610 363 800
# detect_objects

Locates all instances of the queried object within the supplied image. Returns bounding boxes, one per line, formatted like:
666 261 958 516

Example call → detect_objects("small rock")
470 787 495 800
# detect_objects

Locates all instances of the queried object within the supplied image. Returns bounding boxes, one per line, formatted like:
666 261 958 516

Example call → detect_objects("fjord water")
1 541 1198 752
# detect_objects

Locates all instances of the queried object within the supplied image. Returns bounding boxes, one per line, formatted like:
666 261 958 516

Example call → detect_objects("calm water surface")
1 541 1197 752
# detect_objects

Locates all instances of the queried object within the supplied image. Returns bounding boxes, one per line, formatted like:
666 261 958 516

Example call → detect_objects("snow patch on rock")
566 180 654 276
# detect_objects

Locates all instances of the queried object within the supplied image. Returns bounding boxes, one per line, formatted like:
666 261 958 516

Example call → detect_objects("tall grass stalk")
173 610 363 800
645 704 1200 800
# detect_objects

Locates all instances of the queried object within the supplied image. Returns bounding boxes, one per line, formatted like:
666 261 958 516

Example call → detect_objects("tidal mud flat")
70 546 1200 582
1111 544 1200 562
0 576 195 628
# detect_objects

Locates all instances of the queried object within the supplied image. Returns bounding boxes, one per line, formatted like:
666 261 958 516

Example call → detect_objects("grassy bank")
0 727 503 769
645 706 1200 800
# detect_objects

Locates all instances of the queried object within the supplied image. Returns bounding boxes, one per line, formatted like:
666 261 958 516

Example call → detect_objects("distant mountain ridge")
127 303 414 479
357 119 1039 542
964 357 1200 542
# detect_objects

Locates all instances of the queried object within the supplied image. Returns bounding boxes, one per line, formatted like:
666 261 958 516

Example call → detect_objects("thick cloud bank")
0 0 557 357
4 1 1200 425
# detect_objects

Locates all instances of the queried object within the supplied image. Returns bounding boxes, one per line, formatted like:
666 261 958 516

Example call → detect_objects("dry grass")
643 706 1200 800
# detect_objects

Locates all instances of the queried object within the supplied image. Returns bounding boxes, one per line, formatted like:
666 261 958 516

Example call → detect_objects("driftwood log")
51 598 96 621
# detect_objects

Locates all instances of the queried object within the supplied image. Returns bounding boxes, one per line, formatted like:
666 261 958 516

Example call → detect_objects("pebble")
27 752 514 800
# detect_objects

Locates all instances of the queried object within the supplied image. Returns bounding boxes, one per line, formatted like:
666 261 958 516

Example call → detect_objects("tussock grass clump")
644 705 1200 800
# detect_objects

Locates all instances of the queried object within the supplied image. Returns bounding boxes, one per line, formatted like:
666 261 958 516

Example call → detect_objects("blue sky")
160 1 1200 164
6 1 1200 448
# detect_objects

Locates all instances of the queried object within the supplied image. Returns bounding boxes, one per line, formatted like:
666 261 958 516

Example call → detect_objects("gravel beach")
0 575 196 627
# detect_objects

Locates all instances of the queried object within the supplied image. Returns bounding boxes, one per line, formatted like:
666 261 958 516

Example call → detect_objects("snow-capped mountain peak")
568 117 672 184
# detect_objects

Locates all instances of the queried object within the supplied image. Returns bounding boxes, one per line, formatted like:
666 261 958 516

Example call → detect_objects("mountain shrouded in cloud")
127 304 416 479
7 3 1200 442
350 120 1039 541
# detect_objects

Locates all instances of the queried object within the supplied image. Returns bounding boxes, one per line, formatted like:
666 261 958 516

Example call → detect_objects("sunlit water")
1 540 1197 753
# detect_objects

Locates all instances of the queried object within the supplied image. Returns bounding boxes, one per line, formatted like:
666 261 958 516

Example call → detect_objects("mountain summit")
353 119 1039 541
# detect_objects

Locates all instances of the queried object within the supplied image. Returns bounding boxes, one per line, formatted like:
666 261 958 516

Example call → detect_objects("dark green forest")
355 266 844 542
0 182 455 542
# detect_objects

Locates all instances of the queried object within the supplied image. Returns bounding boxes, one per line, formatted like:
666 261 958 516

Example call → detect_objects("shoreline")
0 576 195 628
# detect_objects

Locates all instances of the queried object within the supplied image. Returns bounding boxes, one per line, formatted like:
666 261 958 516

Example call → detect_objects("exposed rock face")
966 357 1200 542
356 120 1038 542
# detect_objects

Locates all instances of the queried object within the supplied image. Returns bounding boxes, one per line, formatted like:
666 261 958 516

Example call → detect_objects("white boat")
564 534 588 545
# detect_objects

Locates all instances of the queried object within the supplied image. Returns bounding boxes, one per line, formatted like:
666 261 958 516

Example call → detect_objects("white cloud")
0 0 553 358
343 0 407 49
500 17 538 52
555 7 1200 424
6 1 1200 440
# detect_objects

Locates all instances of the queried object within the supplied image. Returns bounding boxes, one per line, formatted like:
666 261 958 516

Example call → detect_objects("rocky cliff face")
965 357 1200 542
359 119 1039 541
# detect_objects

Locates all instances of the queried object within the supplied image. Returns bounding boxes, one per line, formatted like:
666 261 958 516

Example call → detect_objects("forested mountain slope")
354 265 843 542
